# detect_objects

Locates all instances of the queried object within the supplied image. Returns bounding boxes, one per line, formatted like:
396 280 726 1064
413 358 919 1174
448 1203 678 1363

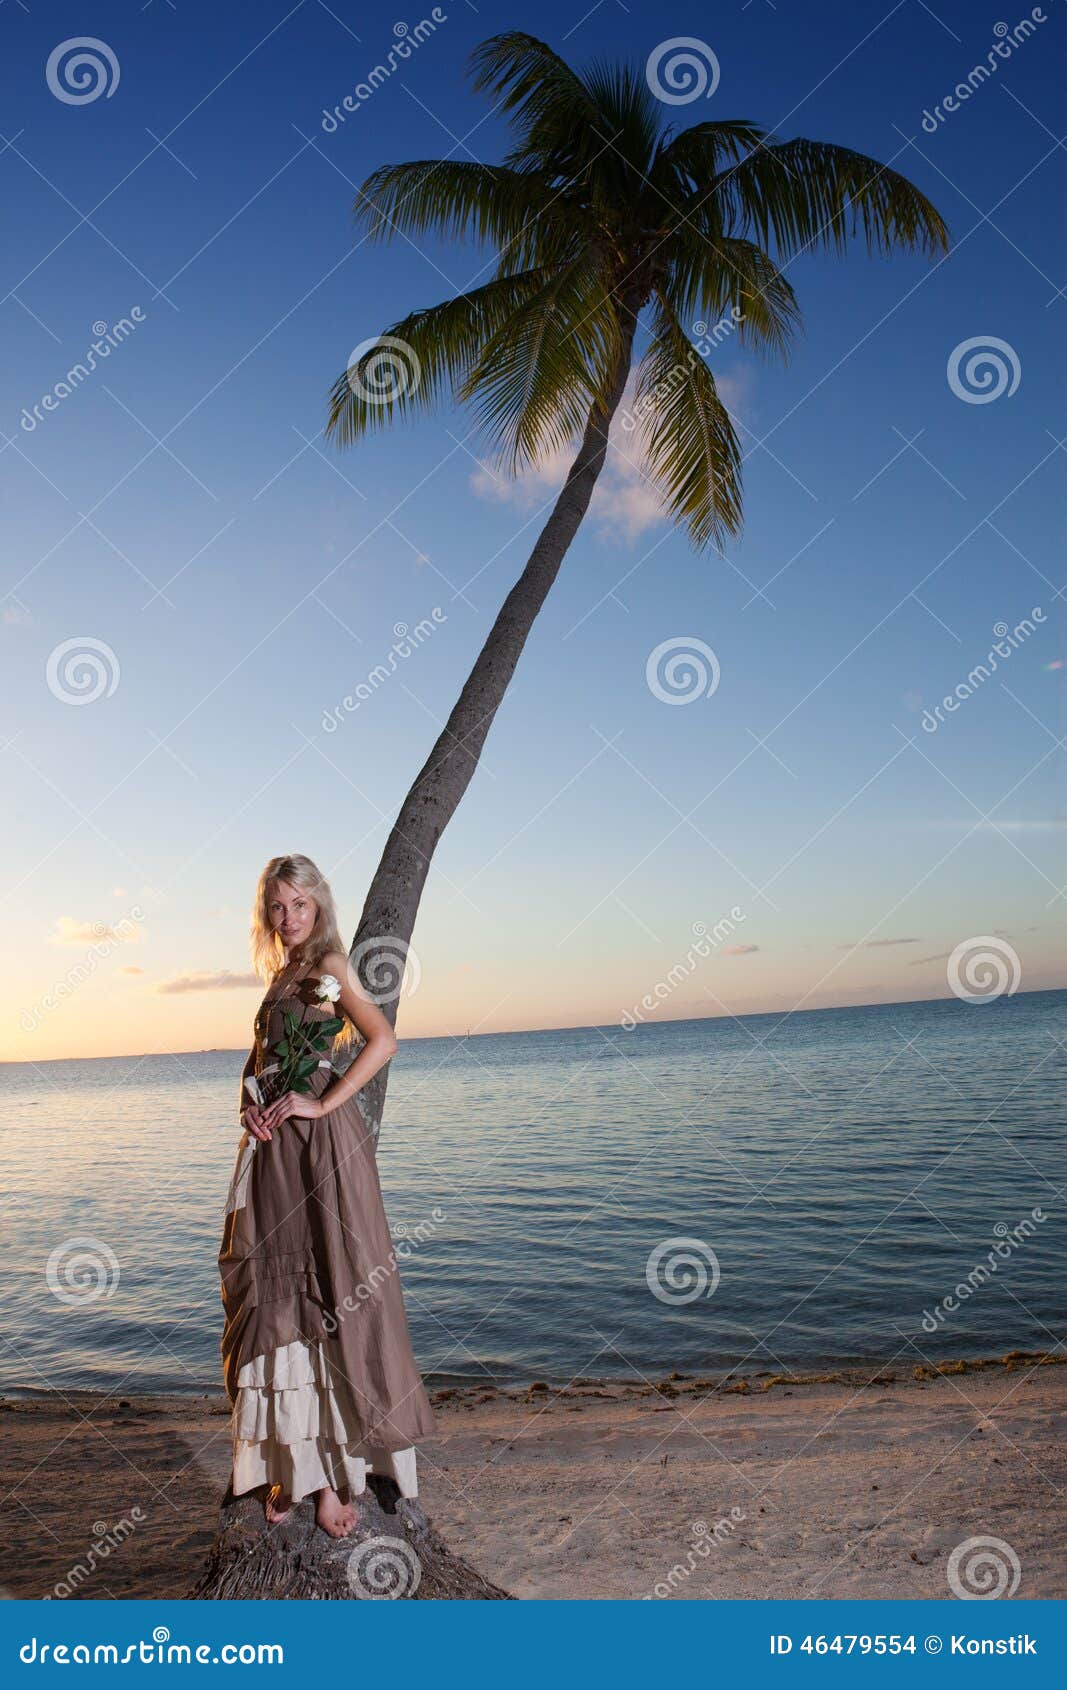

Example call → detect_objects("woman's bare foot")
264 1485 294 1523
315 1484 358 1538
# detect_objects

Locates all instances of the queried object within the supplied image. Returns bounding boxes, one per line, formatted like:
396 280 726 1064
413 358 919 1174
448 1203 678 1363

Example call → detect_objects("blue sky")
1 0 1064 1059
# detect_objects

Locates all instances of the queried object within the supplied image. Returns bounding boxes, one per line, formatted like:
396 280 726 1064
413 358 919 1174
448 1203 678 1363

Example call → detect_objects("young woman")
218 853 437 1540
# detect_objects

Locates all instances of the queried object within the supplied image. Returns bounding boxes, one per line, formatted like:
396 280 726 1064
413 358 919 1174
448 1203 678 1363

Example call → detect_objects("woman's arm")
237 1042 272 1141
238 1043 256 1101
256 952 398 1130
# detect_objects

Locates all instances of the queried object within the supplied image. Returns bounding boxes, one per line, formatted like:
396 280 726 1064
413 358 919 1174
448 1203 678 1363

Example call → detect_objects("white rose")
315 974 342 1004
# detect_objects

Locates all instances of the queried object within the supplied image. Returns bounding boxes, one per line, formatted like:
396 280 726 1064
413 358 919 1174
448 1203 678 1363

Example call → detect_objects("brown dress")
218 969 437 1501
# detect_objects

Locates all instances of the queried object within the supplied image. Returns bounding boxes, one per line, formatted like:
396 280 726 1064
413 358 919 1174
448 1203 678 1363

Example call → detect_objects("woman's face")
267 880 317 952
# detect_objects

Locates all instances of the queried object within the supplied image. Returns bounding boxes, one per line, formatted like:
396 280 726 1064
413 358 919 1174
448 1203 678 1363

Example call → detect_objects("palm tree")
327 31 949 1139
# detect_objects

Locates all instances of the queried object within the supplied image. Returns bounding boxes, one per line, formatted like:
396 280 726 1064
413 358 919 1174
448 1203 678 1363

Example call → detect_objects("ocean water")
1 992 1063 1396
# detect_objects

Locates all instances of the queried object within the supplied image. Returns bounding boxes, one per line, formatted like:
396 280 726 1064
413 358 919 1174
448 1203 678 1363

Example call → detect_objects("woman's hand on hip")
257 1090 324 1134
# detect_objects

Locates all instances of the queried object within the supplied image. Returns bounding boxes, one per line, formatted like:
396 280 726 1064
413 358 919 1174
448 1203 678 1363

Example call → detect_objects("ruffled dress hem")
231 1336 418 1503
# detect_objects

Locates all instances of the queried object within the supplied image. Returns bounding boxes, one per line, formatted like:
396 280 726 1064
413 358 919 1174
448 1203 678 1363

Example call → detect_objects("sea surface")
2 992 1063 1396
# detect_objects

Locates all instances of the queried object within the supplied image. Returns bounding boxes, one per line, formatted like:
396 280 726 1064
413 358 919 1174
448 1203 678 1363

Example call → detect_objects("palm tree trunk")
351 302 640 1140
191 1481 514 1599
196 354 636 1598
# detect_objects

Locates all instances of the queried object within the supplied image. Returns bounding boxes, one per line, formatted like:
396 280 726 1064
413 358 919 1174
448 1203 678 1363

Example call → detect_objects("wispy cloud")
838 937 920 950
49 916 139 947
154 970 260 994
723 943 760 956
119 965 146 976
469 370 747 544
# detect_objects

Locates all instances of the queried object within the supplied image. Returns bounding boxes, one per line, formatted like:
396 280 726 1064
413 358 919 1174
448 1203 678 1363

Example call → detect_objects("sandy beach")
1 1354 1063 1601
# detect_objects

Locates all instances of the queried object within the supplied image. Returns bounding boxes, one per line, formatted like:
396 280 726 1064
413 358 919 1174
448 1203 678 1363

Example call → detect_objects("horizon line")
5 984 1061 1066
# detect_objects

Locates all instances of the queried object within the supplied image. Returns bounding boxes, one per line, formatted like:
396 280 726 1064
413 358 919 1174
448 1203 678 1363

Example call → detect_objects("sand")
1 1357 1064 1601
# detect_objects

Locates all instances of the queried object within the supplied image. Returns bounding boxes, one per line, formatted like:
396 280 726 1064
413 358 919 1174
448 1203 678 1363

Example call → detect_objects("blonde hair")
250 854 356 1052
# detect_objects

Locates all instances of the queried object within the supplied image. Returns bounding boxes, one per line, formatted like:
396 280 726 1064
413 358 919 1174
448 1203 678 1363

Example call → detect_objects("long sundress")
218 969 437 1503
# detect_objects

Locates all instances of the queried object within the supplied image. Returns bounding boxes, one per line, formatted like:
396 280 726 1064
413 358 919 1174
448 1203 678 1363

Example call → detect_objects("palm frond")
330 30 948 564
664 229 802 360
580 59 662 182
460 254 622 469
634 292 743 547
326 271 551 447
656 119 768 189
713 135 950 259
469 31 602 172
353 158 589 265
